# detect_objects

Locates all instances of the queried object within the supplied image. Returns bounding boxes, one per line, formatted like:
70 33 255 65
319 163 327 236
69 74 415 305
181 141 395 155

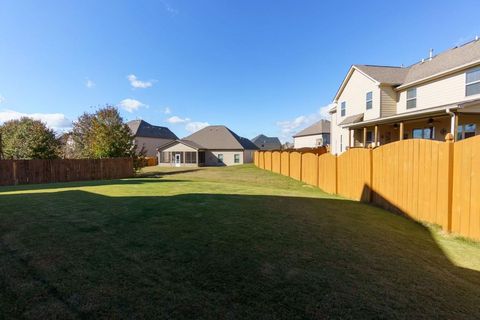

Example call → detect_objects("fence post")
334 154 338 195
287 151 290 177
368 148 373 203
13 161 18 185
278 150 281 174
299 152 303 182
446 133 454 232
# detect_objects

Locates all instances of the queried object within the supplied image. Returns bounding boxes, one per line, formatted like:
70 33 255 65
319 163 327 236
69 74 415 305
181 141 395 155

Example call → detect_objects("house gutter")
446 108 456 137
341 104 457 129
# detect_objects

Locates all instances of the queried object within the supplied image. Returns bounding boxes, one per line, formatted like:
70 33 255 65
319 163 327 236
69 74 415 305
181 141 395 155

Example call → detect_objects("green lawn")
1 165 480 319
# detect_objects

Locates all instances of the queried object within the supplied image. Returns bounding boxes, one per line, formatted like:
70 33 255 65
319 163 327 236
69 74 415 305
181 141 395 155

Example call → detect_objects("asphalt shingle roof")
354 65 409 85
293 120 330 138
183 125 259 150
251 134 282 150
354 38 480 87
338 114 364 126
127 120 178 140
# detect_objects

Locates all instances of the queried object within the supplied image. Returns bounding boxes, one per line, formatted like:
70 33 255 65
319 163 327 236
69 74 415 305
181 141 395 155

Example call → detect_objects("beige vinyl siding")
337 69 381 121
204 150 244 166
160 142 197 153
397 67 480 113
380 86 397 117
294 134 327 149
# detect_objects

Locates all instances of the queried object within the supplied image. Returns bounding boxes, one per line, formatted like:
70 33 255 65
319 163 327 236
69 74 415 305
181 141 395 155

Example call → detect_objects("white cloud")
127 74 153 89
0 109 71 131
118 98 146 113
167 115 190 124
185 121 209 133
163 107 171 114
276 104 333 141
161 0 178 15
0 95 5 104
85 79 95 88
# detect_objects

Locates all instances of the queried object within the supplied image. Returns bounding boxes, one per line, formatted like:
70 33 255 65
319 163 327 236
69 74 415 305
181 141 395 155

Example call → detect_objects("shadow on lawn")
136 168 203 178
0 189 479 319
0 178 192 193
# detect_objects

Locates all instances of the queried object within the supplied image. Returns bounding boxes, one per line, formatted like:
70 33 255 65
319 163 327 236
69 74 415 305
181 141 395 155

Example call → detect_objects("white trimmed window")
218 154 224 163
234 154 240 163
466 67 480 96
457 124 477 140
341 101 346 117
406 88 417 109
412 127 434 140
366 92 373 110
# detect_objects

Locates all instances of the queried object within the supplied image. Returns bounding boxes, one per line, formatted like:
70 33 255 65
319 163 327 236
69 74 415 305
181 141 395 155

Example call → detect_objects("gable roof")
399 38 480 88
157 139 206 151
354 65 409 85
183 125 259 150
127 120 178 140
334 38 480 101
251 134 282 150
293 119 330 138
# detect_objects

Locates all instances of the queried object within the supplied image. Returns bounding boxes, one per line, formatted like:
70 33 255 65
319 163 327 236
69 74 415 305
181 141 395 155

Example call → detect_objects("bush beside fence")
254 136 480 241
0 158 134 186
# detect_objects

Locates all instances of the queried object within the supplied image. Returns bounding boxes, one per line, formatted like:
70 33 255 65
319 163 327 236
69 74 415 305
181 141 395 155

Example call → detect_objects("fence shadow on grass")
0 178 193 193
136 168 203 178
0 189 479 319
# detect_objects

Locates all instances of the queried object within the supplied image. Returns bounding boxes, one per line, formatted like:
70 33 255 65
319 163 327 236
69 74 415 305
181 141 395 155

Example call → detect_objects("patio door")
174 153 181 167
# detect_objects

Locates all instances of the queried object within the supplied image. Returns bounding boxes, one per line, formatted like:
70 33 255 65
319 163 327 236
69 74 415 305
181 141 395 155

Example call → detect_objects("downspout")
446 108 456 140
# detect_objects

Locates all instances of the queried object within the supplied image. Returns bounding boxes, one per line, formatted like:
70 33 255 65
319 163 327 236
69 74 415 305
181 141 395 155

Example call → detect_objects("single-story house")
157 125 259 167
128 120 178 156
293 119 331 149
251 134 282 150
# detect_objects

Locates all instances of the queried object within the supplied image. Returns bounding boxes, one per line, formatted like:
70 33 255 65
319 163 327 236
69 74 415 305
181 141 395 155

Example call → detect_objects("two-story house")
330 38 480 154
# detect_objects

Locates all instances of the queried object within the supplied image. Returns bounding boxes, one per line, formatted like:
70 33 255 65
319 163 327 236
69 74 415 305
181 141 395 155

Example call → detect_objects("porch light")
393 123 399 130
428 118 434 127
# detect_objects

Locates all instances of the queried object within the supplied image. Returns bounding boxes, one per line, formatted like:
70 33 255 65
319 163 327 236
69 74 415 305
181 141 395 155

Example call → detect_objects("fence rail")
254 136 480 241
0 158 134 186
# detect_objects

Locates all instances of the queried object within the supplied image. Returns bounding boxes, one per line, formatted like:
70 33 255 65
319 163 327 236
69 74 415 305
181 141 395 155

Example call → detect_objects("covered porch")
345 101 480 148
156 140 206 167
158 150 206 167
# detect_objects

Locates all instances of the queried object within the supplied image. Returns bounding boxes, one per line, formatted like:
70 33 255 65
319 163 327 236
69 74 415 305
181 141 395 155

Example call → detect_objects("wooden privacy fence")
0 158 134 186
254 136 480 241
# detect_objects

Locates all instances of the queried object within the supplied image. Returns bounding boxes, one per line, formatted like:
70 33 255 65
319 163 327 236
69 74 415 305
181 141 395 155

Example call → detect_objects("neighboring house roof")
181 125 259 150
127 120 178 140
293 120 331 138
338 113 364 126
157 139 206 151
333 38 480 103
251 134 282 150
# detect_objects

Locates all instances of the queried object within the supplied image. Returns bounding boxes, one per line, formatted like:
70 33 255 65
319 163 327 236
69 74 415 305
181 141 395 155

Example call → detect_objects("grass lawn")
1 165 480 319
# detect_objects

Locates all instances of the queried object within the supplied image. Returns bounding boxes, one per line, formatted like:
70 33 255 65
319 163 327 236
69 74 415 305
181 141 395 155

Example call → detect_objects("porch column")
363 127 367 147
348 129 352 148
451 112 458 141
399 122 404 141
374 125 378 147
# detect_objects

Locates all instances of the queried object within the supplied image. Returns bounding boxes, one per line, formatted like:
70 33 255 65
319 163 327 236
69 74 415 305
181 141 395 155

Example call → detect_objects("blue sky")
0 0 479 141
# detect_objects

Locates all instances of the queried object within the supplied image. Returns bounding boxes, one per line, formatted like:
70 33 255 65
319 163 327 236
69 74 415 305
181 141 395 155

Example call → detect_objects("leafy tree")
71 106 136 159
0 117 60 159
